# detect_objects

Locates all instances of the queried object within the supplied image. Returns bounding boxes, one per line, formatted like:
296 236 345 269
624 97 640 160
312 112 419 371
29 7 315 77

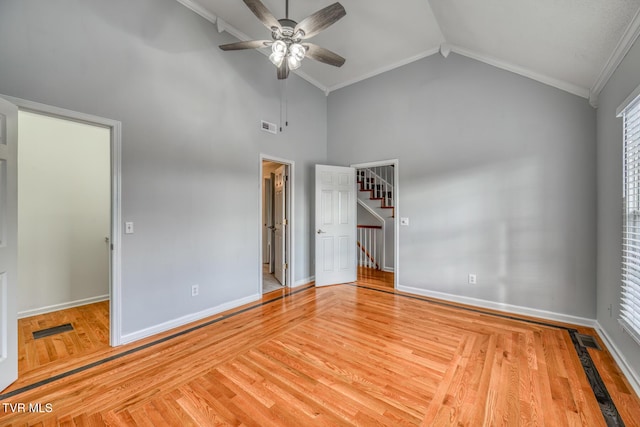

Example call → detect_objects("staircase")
357 166 395 218
356 165 395 271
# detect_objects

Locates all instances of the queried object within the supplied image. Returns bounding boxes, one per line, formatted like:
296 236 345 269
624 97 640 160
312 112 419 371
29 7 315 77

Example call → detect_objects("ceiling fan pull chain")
280 79 285 132
285 77 289 128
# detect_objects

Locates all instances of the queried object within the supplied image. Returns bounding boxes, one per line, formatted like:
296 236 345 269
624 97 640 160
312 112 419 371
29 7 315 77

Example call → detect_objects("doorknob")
317 229 326 234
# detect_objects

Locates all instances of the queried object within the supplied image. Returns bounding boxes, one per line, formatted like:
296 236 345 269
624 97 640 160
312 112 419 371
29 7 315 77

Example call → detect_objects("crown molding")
589 7 640 108
449 45 590 100
174 0 218 24
326 48 440 94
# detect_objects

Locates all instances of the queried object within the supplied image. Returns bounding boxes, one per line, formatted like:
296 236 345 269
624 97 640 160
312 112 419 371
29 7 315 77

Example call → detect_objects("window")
620 88 640 345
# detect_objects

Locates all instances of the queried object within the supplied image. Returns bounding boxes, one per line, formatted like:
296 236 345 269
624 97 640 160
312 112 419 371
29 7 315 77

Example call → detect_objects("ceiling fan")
219 0 346 79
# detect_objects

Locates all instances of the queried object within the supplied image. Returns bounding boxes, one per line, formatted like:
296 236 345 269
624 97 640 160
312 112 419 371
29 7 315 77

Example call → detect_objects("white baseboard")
396 285 597 327
294 276 314 287
120 293 261 345
18 295 110 319
383 267 395 273
594 322 640 397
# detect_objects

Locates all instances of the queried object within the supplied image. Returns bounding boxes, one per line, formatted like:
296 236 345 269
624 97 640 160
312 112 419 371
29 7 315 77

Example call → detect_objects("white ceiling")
180 0 640 102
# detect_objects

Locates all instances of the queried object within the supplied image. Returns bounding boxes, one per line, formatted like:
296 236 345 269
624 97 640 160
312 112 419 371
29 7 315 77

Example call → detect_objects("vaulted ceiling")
179 0 640 104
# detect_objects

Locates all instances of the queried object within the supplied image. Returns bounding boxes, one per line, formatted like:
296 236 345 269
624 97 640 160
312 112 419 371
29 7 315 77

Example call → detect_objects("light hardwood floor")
357 267 394 289
18 301 110 377
2 281 639 426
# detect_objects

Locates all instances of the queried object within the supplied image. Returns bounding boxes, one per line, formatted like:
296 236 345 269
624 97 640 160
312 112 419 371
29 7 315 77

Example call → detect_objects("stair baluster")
357 225 381 270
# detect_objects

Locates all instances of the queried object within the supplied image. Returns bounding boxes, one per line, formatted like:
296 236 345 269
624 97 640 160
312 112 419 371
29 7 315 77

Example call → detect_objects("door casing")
1 94 123 346
259 155 294 291
351 159 399 288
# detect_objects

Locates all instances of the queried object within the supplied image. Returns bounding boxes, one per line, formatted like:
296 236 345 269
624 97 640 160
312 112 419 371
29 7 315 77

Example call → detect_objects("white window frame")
618 83 640 346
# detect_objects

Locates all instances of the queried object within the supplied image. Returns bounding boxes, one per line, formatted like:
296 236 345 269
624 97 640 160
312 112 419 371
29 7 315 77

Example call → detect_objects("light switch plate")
125 222 134 234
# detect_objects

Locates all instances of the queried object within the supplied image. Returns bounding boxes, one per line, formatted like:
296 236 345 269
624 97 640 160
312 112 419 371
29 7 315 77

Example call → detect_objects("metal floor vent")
576 333 602 350
32 323 74 340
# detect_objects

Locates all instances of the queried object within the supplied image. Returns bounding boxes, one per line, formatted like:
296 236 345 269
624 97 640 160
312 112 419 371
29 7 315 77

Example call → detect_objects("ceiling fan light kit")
220 0 346 79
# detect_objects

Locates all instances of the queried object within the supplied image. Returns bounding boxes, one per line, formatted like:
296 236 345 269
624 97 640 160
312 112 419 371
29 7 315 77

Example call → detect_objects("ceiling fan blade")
303 43 345 67
295 2 346 39
219 40 272 51
243 0 282 32
277 62 290 80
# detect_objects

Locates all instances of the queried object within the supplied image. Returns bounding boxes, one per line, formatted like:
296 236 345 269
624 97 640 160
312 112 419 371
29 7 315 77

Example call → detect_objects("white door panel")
0 97 18 392
315 165 356 287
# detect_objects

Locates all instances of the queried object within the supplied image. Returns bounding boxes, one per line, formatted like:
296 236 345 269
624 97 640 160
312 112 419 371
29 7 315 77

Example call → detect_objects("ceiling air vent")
261 120 277 135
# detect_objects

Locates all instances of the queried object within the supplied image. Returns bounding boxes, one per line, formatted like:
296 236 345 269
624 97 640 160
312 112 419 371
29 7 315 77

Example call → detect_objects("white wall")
596 36 640 385
328 53 597 319
18 111 110 315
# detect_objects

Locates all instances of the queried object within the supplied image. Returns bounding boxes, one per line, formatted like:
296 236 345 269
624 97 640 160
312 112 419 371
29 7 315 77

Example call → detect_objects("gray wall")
596 38 640 378
0 0 326 337
328 53 597 318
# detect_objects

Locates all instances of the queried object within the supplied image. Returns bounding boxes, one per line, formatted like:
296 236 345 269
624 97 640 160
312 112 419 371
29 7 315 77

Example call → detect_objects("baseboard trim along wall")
295 276 314 287
18 295 110 319
397 285 597 327
120 293 261 345
595 322 640 397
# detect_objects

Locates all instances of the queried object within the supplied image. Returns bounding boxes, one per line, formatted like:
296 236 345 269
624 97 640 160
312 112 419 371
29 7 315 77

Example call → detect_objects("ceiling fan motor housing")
274 18 303 41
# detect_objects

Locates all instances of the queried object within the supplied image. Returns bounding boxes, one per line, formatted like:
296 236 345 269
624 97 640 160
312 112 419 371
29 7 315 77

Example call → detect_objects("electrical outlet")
468 274 477 285
191 284 199 297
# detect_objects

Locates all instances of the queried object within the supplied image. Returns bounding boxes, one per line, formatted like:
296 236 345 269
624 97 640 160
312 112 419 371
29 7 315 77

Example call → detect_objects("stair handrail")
357 166 394 209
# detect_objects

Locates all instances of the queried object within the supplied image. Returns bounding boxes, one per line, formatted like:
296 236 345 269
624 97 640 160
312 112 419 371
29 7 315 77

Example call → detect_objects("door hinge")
283 219 288 225
284 263 288 270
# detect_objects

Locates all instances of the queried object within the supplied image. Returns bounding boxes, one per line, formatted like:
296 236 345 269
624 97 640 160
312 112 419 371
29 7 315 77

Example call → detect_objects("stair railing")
357 225 382 269
357 166 394 209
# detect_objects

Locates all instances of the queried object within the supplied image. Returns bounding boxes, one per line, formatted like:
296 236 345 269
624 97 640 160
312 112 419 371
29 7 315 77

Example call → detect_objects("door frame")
2 94 123 346
259 154 294 291
351 159 399 289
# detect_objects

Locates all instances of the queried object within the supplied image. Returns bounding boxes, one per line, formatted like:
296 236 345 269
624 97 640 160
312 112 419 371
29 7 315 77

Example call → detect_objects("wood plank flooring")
18 301 110 377
357 267 394 289
2 283 639 426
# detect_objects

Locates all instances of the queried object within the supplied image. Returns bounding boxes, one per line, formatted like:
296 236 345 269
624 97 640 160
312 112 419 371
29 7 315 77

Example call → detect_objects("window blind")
622 96 640 345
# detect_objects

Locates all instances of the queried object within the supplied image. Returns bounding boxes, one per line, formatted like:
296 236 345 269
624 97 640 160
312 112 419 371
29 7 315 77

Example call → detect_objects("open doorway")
16 110 112 373
352 160 398 289
261 157 292 294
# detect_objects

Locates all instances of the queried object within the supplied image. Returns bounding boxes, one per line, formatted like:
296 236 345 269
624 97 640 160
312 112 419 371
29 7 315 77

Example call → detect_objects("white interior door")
0 97 18 391
274 165 286 285
315 165 356 287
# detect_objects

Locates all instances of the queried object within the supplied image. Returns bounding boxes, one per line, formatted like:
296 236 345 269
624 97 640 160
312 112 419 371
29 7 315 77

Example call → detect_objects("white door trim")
1 94 123 346
351 159 399 289
259 154 294 291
